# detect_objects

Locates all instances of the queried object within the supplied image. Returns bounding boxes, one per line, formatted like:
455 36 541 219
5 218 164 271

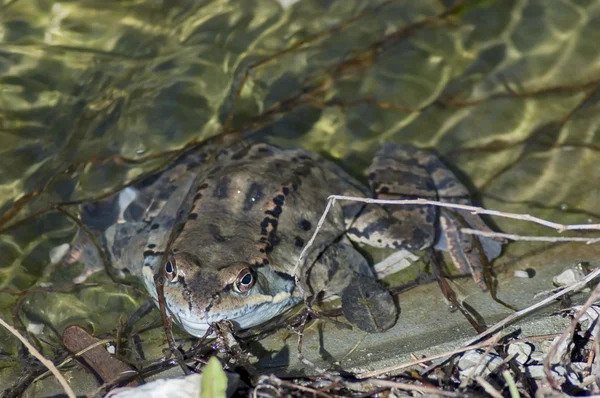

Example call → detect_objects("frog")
67 141 503 336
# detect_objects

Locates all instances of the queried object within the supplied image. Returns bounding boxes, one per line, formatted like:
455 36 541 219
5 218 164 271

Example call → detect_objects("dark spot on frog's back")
151 223 160 230
297 218 312 231
260 217 278 235
213 176 230 199
273 194 284 206
294 237 305 248
188 213 198 220
265 194 285 218
243 182 263 211
409 226 430 249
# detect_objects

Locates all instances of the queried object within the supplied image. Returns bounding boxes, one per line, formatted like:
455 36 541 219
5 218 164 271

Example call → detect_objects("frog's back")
172 143 367 274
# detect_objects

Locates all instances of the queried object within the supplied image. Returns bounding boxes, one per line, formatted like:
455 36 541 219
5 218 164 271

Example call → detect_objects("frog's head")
142 251 299 337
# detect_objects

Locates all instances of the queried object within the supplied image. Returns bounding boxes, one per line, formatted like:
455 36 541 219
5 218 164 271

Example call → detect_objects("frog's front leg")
299 240 397 333
348 143 503 290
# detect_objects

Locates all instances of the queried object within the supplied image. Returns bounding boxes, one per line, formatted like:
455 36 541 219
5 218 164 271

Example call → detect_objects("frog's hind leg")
346 144 438 252
406 144 504 289
356 143 503 290
301 240 397 333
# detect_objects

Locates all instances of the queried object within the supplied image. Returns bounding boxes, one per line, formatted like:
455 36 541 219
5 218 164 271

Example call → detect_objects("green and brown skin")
90 142 502 336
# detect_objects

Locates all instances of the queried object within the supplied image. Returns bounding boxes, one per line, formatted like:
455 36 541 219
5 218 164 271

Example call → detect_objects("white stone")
26 322 44 335
507 342 532 365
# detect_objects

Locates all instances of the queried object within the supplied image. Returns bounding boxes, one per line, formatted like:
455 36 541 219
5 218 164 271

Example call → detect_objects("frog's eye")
234 269 255 293
165 257 178 282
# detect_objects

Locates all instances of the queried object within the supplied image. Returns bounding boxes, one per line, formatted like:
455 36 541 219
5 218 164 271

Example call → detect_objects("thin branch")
0 316 76 398
324 195 600 232
296 194 599 298
461 228 600 244
267 375 334 398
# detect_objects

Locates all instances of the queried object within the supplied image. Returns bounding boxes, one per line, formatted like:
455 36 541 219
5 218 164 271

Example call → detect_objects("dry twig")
296 195 600 284
0 316 76 398
462 228 600 244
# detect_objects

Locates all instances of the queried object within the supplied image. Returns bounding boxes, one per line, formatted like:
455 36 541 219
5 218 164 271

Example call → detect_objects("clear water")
1 0 600 393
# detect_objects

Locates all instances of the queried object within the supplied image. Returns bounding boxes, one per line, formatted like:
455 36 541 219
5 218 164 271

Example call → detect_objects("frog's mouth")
173 292 302 337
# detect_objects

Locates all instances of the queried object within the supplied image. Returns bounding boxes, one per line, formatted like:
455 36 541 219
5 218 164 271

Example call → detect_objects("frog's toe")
341 275 397 333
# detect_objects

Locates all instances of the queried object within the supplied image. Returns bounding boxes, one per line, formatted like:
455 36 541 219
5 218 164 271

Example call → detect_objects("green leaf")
200 357 228 398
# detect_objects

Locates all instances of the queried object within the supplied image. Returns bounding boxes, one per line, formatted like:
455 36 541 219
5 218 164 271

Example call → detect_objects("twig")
294 193 598 285
296 194 600 282
544 282 600 389
359 267 600 378
267 375 334 398
332 195 599 234
0 316 76 398
462 228 600 244
295 194 600 325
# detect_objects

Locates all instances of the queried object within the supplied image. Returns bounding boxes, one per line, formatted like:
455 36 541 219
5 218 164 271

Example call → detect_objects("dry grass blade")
0 316 76 398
